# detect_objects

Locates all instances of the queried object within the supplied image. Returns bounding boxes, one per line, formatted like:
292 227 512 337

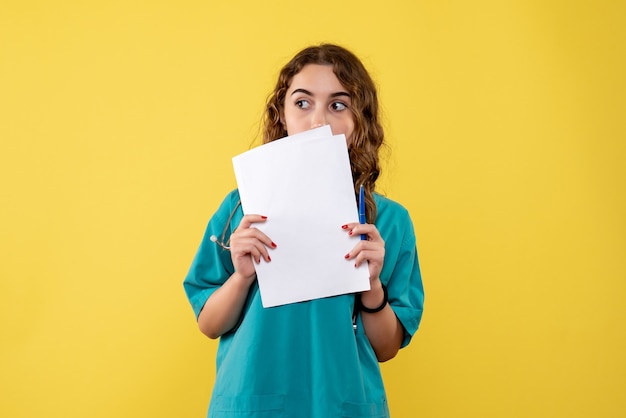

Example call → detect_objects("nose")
311 108 327 129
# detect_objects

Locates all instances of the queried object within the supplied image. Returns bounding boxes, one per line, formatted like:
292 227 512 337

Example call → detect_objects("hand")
229 215 276 281
342 222 385 283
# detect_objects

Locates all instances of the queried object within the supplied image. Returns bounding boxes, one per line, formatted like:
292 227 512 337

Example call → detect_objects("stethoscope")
208 197 361 331
209 199 242 251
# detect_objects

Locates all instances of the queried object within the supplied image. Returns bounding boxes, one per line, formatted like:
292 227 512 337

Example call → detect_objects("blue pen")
359 184 366 240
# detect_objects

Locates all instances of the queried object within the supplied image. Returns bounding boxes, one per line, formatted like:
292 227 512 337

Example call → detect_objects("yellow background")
1 1 624 417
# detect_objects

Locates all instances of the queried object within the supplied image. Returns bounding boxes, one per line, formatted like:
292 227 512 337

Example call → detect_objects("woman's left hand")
342 222 385 282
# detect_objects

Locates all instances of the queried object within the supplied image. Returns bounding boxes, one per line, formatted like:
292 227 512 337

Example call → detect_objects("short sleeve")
389 230 424 348
183 190 241 319
376 196 425 348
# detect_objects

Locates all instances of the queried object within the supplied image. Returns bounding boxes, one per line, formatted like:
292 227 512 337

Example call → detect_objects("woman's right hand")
229 215 276 281
198 215 276 339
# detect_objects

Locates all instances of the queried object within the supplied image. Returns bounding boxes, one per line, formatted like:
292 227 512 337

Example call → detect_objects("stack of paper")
232 126 371 308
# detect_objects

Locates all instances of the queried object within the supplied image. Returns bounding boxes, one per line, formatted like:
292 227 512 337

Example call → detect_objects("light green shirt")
184 189 424 417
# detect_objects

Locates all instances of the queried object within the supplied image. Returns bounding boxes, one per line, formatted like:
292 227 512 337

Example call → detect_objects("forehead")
288 64 348 93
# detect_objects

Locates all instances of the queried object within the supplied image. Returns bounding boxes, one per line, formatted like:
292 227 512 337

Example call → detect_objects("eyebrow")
290 88 350 98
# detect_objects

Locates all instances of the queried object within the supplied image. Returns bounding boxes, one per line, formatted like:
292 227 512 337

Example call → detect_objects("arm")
345 222 403 362
197 271 255 339
359 279 404 362
197 214 275 339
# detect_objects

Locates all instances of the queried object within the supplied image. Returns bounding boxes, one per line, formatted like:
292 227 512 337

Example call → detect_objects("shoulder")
224 188 241 205
373 193 411 220
207 189 243 228
373 192 415 243
215 189 241 213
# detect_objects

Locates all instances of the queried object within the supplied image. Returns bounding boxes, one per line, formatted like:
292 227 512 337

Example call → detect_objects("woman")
184 44 424 417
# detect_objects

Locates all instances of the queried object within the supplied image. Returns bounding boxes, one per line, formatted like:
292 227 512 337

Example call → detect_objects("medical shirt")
184 189 424 418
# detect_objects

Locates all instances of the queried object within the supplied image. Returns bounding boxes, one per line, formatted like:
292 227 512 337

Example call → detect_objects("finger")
232 228 276 251
237 214 268 230
235 217 276 249
344 223 368 238
253 240 272 263
344 241 368 261
353 251 370 268
249 244 263 264
233 237 273 262
348 224 383 242
232 243 266 265
346 242 384 262
353 250 385 269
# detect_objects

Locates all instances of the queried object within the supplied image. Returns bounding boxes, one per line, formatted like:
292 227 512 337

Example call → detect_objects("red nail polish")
261 216 268 220
271 242 277 248
267 256 271 262
345 253 350 259
349 231 353 236
341 224 348 229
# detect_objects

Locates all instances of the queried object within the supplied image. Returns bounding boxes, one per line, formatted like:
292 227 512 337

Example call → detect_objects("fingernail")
261 216 268 220
271 242 277 248
345 253 350 259
349 231 353 236
341 224 348 229
267 256 271 262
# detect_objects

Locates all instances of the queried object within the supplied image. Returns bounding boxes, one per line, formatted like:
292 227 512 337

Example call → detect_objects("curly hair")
262 44 385 223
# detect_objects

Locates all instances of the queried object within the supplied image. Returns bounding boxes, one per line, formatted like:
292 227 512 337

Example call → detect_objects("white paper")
232 127 370 307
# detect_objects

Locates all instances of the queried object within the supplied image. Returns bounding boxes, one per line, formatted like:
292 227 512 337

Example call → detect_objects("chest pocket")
210 394 284 417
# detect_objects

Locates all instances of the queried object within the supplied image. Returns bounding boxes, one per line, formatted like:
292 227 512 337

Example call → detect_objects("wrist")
231 271 256 287
358 282 388 313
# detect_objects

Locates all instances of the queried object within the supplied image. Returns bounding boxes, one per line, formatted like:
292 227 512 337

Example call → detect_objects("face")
281 64 355 144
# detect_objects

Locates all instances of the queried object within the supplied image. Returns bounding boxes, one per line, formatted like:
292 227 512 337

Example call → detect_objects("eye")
295 99 310 109
330 101 348 111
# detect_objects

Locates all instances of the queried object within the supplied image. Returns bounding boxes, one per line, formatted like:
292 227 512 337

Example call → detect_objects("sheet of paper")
232 128 370 307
